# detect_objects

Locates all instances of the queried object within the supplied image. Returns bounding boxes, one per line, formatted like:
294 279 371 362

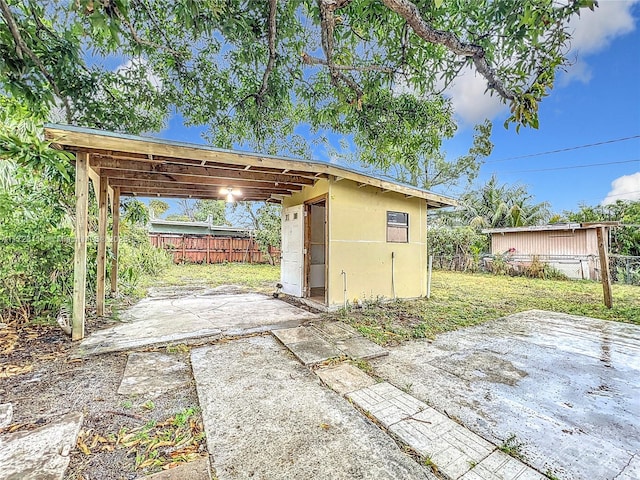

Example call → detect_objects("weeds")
499 434 525 459
331 270 639 346
166 344 190 354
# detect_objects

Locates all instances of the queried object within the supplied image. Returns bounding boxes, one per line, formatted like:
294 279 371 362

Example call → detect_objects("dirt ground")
0 315 208 480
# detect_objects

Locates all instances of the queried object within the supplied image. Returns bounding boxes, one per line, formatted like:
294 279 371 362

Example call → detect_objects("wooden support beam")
596 226 613 309
107 185 114 210
110 187 121 295
72 152 90 341
90 158 315 185
105 175 302 192
96 177 109 316
117 187 292 198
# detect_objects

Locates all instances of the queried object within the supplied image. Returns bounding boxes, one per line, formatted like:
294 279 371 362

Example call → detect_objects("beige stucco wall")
328 180 426 307
284 179 330 207
283 178 428 308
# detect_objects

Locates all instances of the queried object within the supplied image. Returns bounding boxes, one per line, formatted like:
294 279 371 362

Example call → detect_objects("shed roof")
482 222 620 234
44 124 458 208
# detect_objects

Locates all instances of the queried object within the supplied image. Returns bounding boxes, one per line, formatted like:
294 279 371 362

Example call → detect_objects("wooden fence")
149 234 280 264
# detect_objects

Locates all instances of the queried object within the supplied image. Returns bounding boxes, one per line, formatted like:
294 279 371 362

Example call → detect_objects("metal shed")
483 223 617 280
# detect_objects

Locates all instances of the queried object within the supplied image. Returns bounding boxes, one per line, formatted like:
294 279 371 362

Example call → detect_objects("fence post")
596 227 613 309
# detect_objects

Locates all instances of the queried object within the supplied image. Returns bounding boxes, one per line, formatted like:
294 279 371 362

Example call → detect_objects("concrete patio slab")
141 456 211 480
77 290 317 356
335 336 388 360
347 381 541 480
0 403 12 429
274 323 387 365
191 336 436 479
347 382 427 428
271 326 319 344
316 363 376 395
313 321 358 340
372 310 640 480
273 327 344 365
0 411 83 480
117 352 191 398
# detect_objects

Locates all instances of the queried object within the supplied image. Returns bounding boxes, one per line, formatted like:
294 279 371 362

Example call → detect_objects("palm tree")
459 175 551 229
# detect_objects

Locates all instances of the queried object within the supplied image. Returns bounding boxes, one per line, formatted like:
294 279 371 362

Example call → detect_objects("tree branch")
381 0 516 101
0 0 72 121
317 0 363 98
301 53 394 73
257 0 278 101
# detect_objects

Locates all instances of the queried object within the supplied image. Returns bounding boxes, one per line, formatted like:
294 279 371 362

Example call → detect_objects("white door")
280 204 304 297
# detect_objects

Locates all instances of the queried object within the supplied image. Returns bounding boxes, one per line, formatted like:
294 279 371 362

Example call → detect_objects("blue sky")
144 0 640 217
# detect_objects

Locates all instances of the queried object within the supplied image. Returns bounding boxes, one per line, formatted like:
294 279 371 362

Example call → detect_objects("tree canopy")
1 0 598 183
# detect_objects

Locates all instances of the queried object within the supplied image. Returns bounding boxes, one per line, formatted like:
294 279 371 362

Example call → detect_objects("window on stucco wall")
387 211 409 243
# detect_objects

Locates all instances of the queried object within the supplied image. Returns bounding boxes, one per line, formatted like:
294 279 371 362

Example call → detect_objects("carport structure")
45 124 456 340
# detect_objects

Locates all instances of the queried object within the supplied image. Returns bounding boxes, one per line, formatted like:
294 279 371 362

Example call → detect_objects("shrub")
0 169 85 323
427 226 489 271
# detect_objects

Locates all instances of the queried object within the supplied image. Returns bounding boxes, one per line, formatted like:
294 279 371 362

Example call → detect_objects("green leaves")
0 0 596 173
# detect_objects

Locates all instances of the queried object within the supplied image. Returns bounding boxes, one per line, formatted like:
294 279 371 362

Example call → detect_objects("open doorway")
305 197 327 304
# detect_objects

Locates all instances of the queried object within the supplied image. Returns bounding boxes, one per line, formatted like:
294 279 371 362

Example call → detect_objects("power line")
494 159 639 174
486 135 640 164
603 190 640 199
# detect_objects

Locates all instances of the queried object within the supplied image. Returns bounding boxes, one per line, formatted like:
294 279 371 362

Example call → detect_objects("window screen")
387 211 409 243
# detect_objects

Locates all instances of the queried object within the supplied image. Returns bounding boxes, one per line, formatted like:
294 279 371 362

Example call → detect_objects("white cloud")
445 66 507 126
558 59 592 86
602 171 640 204
116 59 162 89
569 0 637 55
560 0 638 84
446 1 638 125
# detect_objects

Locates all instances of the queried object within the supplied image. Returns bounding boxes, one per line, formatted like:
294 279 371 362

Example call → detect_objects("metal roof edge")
481 223 614 234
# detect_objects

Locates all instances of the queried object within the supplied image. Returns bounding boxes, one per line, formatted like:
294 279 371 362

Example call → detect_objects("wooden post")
96 177 109 316
206 235 210 264
228 237 232 262
72 152 90 341
110 187 120 295
181 235 186 262
596 226 613 309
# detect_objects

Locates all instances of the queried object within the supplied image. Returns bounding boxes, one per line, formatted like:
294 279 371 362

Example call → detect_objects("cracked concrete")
76 289 317 356
373 310 640 480
191 336 436 479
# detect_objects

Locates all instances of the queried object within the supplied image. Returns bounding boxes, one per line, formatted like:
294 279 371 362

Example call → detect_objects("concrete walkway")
273 322 388 365
77 289 316 356
191 336 436 480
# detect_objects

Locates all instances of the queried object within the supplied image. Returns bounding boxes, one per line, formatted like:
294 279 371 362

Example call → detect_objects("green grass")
332 270 640 345
141 262 280 293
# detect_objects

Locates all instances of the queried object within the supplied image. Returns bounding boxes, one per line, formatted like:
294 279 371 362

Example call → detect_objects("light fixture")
220 187 242 203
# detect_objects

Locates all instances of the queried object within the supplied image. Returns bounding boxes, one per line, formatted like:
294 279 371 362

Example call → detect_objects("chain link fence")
430 253 640 285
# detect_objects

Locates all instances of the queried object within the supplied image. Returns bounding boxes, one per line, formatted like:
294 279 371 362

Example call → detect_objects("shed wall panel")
491 230 589 256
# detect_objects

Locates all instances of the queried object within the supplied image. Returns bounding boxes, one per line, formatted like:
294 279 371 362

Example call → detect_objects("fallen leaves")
75 407 206 473
0 363 33 378
0 326 18 355
76 429 114 455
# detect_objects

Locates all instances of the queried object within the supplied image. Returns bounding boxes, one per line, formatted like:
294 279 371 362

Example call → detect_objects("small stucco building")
43 123 456 338
281 177 450 310
483 223 615 280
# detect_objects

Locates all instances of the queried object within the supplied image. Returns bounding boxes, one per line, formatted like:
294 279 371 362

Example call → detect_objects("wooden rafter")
45 124 458 207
